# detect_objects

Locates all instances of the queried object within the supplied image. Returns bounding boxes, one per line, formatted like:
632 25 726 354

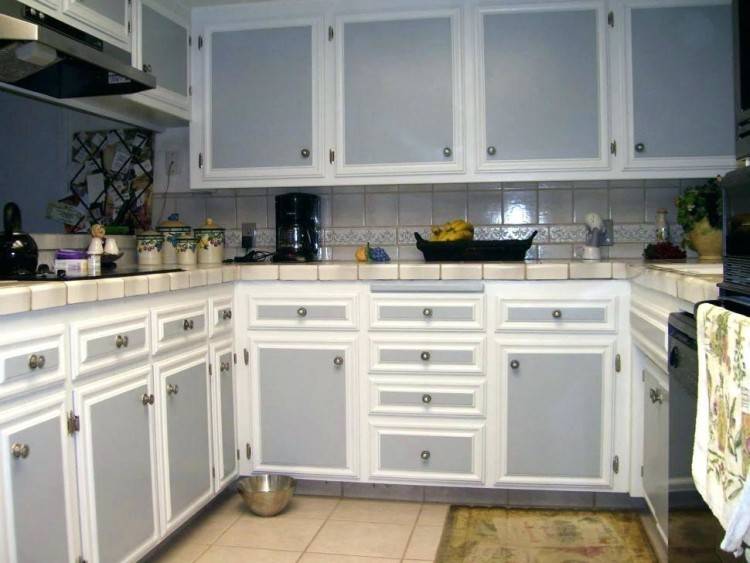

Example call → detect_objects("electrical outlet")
165 151 181 176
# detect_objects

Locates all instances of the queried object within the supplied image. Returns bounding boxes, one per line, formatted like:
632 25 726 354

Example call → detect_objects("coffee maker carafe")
274 193 321 262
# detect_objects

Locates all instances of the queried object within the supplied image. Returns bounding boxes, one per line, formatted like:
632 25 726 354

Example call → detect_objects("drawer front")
0 326 66 400
209 296 234 338
497 298 616 332
248 293 358 330
371 424 483 482
72 313 149 379
370 294 484 331
369 337 484 375
152 302 208 354
371 382 484 417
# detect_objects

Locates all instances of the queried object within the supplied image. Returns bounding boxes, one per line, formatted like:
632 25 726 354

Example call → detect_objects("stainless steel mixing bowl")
237 474 296 517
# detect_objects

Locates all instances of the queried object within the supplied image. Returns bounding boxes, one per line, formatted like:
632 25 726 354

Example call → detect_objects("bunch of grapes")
368 246 390 262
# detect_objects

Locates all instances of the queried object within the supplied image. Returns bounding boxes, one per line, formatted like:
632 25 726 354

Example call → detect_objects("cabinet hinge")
615 354 621 373
209 364 213 376
246 443 252 459
233 352 237 365
188 35 192 47
610 140 617 155
608 11 614 27
127 21 131 34
236 448 240 460
198 153 204 168
328 26 334 41
329 149 335 164
642 369 646 382
76 557 88 563
67 411 80 435
198 35 203 50
189 85 192 96
641 465 644 477
243 348 249 365
212 466 215 478
612 455 620 474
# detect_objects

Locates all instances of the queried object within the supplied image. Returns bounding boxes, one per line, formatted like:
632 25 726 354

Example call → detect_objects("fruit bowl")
414 231 537 262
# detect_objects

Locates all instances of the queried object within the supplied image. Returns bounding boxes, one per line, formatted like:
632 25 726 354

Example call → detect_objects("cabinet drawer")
371 423 483 482
71 312 149 379
370 382 484 417
209 296 234 338
369 336 484 375
0 326 66 401
497 298 616 332
370 294 484 331
152 301 208 354
248 293 358 330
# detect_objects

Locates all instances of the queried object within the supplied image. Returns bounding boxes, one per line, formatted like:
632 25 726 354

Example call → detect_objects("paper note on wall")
86 173 105 203
47 202 85 225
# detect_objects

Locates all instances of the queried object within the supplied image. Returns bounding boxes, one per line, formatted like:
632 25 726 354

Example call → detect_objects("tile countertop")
0 259 721 316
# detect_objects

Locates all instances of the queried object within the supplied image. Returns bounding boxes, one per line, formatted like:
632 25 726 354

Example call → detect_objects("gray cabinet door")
340 15 457 168
643 368 668 539
629 4 733 159
64 0 130 47
76 369 158 563
141 3 188 97
210 24 315 170
161 356 212 526
0 395 75 563
256 343 350 471
505 351 605 480
215 349 237 484
481 7 602 161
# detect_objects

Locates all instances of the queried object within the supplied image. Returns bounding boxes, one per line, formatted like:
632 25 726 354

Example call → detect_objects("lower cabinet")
155 350 214 532
211 341 238 490
74 366 160 563
0 392 79 563
643 364 668 542
249 334 357 477
497 339 615 487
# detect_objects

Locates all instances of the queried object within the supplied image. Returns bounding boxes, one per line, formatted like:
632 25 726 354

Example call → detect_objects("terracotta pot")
688 217 722 260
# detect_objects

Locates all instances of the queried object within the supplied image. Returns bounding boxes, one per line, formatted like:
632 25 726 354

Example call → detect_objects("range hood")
0 0 155 98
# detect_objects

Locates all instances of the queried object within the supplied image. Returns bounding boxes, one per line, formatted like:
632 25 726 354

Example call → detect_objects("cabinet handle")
442 147 452 158
510 359 520 369
420 351 431 361
420 450 431 460
333 356 344 367
141 393 155 406
222 309 232 321
487 145 497 156
167 383 179 396
300 148 310 159
221 361 231 372
115 334 127 348
28 354 38 370
421 393 432 404
649 388 664 404
635 142 645 153
422 307 433 318
183 319 191 331
36 355 45 368
297 307 308 317
551 309 562 319
10 443 29 459
143 63 152 73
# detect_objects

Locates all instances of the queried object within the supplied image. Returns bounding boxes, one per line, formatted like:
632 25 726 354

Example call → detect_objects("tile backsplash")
153 179 696 261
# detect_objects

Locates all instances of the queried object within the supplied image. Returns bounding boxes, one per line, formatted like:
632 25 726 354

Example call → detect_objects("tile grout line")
298 496 342 558
399 503 423 562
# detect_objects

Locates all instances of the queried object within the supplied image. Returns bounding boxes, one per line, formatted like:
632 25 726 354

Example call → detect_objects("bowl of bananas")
415 220 536 262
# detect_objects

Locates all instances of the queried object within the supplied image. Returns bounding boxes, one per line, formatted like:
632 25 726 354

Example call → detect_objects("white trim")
210 339 239 491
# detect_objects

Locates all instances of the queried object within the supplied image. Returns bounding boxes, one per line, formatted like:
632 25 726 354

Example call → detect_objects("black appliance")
736 0 750 158
0 202 37 276
721 166 750 294
273 193 321 262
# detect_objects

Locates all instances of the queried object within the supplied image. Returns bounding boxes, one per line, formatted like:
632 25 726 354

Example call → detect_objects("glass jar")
655 209 670 242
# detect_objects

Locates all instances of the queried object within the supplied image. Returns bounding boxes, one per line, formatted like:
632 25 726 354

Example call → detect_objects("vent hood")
0 0 155 98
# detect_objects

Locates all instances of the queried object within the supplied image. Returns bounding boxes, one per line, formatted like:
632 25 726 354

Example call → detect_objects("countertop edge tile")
123 276 149 298
278 264 319 281
0 286 31 315
239 264 279 281
97 278 125 301
358 263 399 280
64 280 99 304
569 262 612 280
525 262 570 280
440 263 483 280
482 263 525 280
188 270 208 288
148 273 170 294
168 271 191 290
29 282 67 310
318 264 359 281
399 263 441 280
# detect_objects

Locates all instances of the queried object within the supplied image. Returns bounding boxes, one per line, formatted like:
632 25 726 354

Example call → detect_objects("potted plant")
676 177 723 260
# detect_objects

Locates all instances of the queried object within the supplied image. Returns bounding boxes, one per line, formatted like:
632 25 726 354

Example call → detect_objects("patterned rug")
435 506 657 562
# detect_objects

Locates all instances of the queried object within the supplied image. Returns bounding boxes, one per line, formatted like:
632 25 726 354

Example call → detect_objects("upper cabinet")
620 0 735 171
336 12 463 176
62 0 132 51
476 2 609 172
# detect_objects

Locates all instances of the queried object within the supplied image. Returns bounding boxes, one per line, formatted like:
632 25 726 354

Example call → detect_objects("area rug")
435 506 657 562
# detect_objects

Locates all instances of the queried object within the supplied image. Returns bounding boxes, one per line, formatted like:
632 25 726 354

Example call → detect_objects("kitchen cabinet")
62 0 132 51
642 364 668 543
497 339 616 486
0 392 79 563
249 334 357 477
335 11 463 175
476 2 609 172
211 341 238 490
155 350 213 532
74 366 160 563
621 0 734 171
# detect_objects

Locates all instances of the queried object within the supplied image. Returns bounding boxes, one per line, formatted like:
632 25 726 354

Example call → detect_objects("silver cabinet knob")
141 393 155 406
115 334 129 348
221 361 231 372
183 319 193 331
510 359 520 369
551 309 562 319
649 388 664 404
635 143 645 153
420 351 431 361
422 308 433 318
297 307 308 317
11 443 29 459
421 393 432 404
222 309 232 321
487 146 497 156
28 354 38 370
143 63 152 73
36 355 45 369
167 383 179 396
333 356 344 366
301 148 310 159
420 450 431 460
442 147 452 158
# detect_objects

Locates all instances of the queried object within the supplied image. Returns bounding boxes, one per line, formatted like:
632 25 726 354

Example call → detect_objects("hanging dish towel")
694 302 750 555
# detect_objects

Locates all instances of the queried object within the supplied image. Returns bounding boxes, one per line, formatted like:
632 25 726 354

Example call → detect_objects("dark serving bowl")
414 231 537 262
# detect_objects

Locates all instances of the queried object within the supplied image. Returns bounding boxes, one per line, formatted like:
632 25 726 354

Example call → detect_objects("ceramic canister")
136 231 164 266
156 214 191 265
194 218 225 265
175 234 197 266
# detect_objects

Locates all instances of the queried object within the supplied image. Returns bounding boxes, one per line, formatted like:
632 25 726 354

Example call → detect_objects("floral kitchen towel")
694 302 750 554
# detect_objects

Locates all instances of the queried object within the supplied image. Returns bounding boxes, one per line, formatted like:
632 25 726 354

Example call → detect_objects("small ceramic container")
175 234 197 266
136 231 164 266
157 214 191 265
194 218 225 265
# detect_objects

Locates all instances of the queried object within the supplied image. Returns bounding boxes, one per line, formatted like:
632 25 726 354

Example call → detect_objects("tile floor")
146 493 448 563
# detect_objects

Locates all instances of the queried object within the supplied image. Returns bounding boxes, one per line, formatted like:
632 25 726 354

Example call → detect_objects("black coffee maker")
274 193 321 262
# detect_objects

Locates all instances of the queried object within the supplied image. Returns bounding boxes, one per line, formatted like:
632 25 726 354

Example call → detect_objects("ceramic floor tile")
307 520 412 559
299 554 399 563
279 495 340 520
179 510 242 544
149 540 210 563
417 504 450 526
329 499 421 524
195 545 301 563
404 526 443 560
216 517 324 551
